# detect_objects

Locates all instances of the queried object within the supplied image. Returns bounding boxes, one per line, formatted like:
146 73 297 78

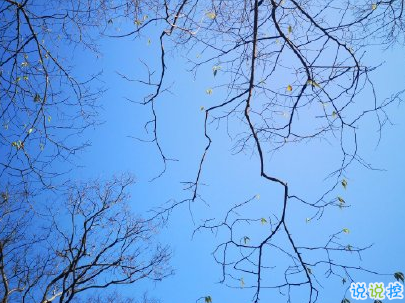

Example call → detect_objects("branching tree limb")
116 0 403 302
0 176 172 303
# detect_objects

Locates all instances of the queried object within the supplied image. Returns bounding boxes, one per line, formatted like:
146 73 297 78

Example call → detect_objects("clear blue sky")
63 19 405 303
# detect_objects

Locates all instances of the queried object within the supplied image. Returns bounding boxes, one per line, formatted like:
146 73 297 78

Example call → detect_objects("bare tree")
0 0 137 189
0 2 175 303
112 0 405 302
0 176 172 303
1 1 404 303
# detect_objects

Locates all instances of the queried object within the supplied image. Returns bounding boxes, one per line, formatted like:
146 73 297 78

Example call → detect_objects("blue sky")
57 22 405 303
1 2 404 302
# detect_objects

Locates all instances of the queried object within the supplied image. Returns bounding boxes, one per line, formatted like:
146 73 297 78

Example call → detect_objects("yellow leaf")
307 79 321 88
286 85 292 92
343 228 350 234
206 12 216 20
372 3 377 10
206 88 213 95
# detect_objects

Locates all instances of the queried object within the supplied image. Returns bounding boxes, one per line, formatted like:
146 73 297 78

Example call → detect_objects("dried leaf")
341 179 348 189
